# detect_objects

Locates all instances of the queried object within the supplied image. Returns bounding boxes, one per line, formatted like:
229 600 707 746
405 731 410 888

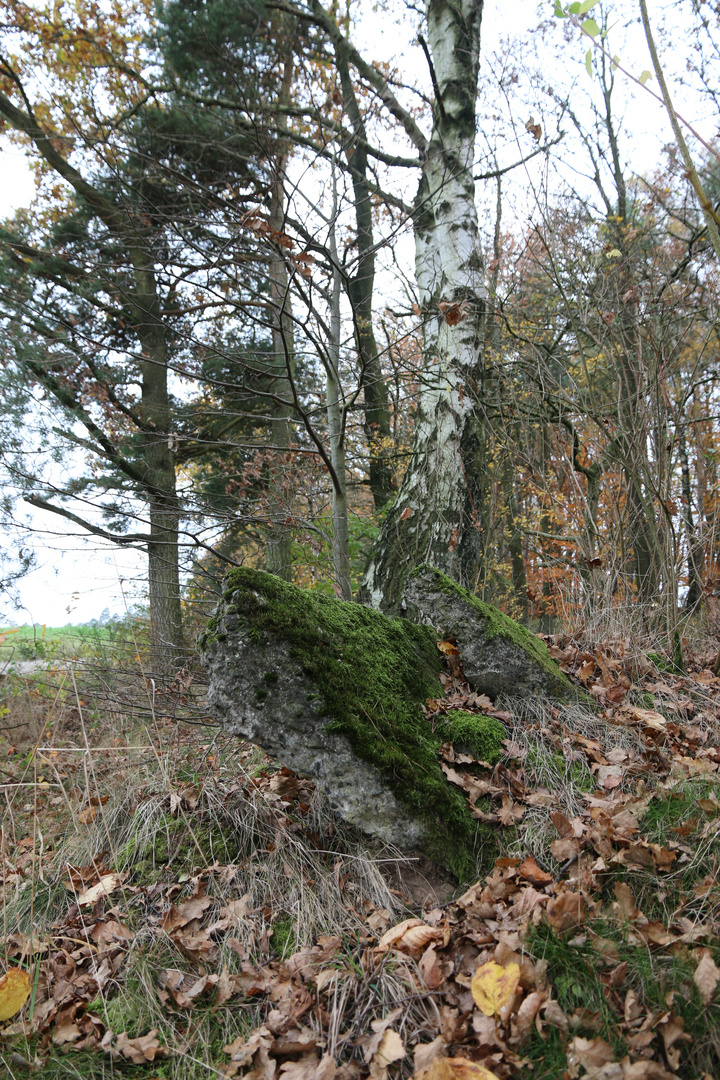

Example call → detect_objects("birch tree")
359 0 487 611
266 0 487 609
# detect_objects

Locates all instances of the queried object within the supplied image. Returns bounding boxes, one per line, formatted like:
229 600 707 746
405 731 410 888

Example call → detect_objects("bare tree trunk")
502 449 528 621
333 44 396 509
327 169 353 600
131 249 185 673
265 43 295 581
616 344 657 601
679 432 702 610
361 0 485 613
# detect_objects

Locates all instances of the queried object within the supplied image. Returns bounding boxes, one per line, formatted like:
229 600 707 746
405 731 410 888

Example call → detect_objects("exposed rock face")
200 567 506 879
404 565 573 700
200 566 572 877
204 634 428 851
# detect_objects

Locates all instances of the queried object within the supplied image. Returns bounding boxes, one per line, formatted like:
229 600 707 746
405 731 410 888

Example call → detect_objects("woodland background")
2 0 720 666
3 4 720 1079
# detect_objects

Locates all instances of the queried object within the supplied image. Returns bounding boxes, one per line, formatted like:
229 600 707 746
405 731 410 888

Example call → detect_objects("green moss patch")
270 916 297 958
202 567 501 881
436 711 506 765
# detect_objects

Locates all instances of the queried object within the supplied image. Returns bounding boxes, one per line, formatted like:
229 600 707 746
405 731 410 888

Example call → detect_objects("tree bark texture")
327 165 353 600
334 40 396 509
362 0 486 612
131 249 186 671
265 40 296 582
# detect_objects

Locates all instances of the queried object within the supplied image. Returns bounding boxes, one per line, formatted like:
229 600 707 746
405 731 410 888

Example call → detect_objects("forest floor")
0 621 719 1080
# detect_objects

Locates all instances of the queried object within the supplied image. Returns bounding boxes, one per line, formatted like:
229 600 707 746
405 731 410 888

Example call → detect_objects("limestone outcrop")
404 565 574 700
200 566 572 878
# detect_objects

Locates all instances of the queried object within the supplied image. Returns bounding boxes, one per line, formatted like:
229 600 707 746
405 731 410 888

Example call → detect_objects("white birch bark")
362 0 485 611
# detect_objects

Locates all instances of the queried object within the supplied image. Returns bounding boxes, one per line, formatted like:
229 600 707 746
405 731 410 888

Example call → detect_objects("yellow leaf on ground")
471 960 520 1017
0 968 31 1022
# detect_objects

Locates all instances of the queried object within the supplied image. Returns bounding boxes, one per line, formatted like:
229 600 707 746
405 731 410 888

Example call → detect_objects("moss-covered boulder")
404 565 574 700
199 567 504 881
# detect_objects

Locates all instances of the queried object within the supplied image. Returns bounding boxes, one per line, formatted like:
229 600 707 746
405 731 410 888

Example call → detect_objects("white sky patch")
0 144 34 217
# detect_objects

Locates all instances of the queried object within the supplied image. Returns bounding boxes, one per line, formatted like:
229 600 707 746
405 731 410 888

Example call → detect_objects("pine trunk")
131 249 185 673
148 499 185 674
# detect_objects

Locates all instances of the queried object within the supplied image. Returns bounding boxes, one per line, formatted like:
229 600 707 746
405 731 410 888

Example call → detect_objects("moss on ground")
270 916 297 958
410 565 574 698
436 711 506 764
201 567 503 881
113 812 241 885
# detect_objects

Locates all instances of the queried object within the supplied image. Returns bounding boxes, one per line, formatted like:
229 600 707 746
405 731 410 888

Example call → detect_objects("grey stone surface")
200 565 566 870
203 624 427 849
403 565 571 700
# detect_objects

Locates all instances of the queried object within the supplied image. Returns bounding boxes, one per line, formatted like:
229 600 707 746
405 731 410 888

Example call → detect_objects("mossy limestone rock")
404 565 573 700
200 567 503 880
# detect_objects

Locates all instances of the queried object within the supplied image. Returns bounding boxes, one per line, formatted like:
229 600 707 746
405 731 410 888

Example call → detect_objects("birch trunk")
362 0 485 612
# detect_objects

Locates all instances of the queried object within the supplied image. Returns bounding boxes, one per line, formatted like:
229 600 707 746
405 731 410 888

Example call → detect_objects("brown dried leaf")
545 891 586 932
566 1035 615 1079
414 1036 447 1073
612 881 642 923
623 707 668 730
115 1029 167 1064
90 920 133 946
357 1006 403 1064
76 873 125 907
378 919 443 956
419 945 446 989
162 893 213 932
621 1062 679 1079
369 1028 405 1079
517 856 553 885
51 1020 82 1045
415 1058 501 1080
542 998 570 1031
550 838 578 861
498 795 524 826
693 950 720 1004
438 300 472 326
510 990 546 1045
551 810 575 838
224 1025 274 1077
